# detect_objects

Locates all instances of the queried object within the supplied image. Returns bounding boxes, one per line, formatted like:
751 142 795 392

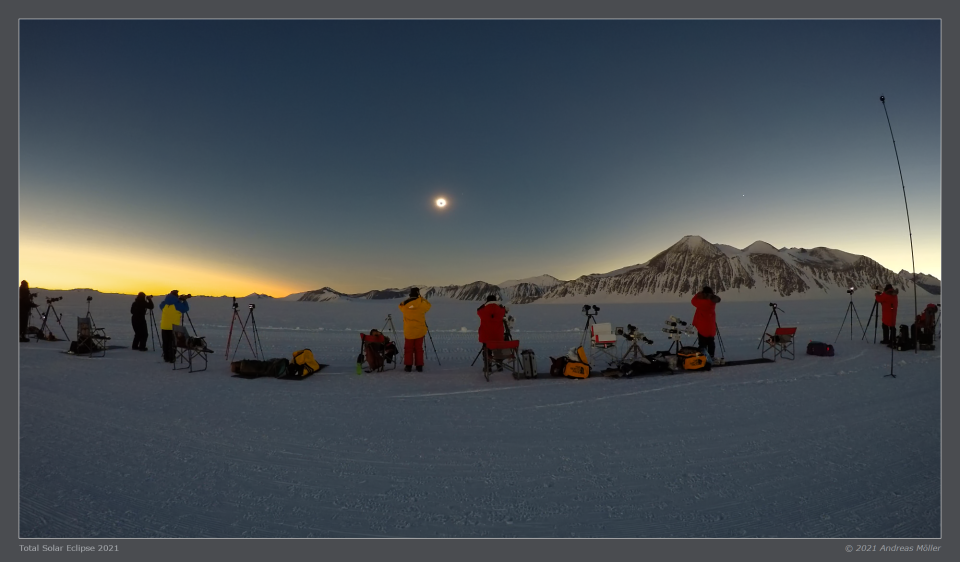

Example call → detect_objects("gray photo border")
6 0 952 560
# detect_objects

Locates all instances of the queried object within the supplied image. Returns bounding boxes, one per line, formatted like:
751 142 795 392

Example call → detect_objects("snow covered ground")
19 291 941 538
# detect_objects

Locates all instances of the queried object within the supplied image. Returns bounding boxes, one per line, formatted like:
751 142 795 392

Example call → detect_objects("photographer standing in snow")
159 290 190 363
130 292 154 351
477 294 507 371
20 280 37 343
691 286 721 360
398 287 432 372
875 284 899 344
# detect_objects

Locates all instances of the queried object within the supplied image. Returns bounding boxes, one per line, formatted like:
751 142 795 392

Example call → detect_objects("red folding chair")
763 327 797 360
361 332 397 372
480 339 521 382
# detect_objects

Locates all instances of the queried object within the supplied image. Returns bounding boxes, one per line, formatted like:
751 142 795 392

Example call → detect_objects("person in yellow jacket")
159 289 190 363
398 287 432 372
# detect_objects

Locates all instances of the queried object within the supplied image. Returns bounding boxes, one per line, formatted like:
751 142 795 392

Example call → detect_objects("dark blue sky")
19 20 941 296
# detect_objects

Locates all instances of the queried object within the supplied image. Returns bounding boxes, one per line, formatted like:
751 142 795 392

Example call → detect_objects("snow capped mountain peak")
742 240 779 255
497 274 562 288
672 234 718 255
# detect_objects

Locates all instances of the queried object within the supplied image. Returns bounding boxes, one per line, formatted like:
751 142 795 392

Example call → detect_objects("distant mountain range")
286 235 940 303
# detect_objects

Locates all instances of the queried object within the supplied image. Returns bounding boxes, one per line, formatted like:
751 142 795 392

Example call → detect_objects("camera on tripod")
662 316 695 341
617 324 653 344
846 287 855 295
30 292 38 298
582 304 599 316
86 296 93 302
249 303 255 310
663 315 687 328
46 296 62 304
769 302 778 309
179 294 193 301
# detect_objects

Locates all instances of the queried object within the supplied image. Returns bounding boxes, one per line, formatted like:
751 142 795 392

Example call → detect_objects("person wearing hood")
130 292 154 351
398 287 432 372
477 294 507 372
159 290 190 363
691 286 721 360
874 284 899 344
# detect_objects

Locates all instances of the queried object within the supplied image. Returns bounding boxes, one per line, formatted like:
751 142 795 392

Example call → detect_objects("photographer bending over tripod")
130 292 154 351
477 294 507 371
398 288 432 372
691 286 721 360
159 290 191 363
874 284 899 344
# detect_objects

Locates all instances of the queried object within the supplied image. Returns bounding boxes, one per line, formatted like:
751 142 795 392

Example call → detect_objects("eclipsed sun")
436 198 447 208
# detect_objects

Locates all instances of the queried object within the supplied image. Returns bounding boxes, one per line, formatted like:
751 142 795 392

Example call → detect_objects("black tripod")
861 299 881 343
229 302 264 361
37 298 70 342
147 307 160 352
714 323 727 365
424 322 441 366
835 290 864 343
757 303 784 349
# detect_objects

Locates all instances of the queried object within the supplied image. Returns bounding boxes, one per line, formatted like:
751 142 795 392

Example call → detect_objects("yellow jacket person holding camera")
159 290 190 362
398 287 432 372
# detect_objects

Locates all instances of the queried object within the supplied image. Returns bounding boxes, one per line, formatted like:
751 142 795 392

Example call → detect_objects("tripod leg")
758 310 774 349
834 305 851 343
226 311 237 360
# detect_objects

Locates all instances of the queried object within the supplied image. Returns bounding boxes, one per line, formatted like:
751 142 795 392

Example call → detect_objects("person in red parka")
691 286 721 359
477 294 507 371
477 294 506 343
874 284 899 344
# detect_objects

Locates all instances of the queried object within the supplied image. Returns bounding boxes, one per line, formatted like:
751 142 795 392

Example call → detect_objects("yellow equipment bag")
289 349 321 378
562 346 591 378
563 361 589 379
677 346 710 371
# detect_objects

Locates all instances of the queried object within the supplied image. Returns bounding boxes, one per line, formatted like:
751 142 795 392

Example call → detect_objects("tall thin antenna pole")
879 95 919 355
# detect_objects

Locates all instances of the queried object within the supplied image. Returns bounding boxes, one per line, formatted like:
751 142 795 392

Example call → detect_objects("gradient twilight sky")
18 20 941 297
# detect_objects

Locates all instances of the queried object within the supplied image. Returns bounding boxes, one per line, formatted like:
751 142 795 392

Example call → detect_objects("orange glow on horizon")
18 243 302 298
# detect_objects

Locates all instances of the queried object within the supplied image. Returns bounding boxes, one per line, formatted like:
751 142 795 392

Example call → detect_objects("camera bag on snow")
806 341 835 357
231 358 290 379
892 325 914 351
677 346 710 371
282 349 326 379
520 349 538 379
618 355 673 377
548 356 569 377
561 346 591 378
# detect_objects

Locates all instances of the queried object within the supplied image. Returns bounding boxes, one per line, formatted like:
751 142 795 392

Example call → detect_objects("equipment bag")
677 346 710 371
520 349 538 379
231 358 289 379
549 356 569 377
806 341 835 357
286 349 321 379
563 361 590 379
894 325 913 351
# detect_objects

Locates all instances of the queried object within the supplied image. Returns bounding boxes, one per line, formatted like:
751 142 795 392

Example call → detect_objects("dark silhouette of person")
130 292 154 351
20 280 36 342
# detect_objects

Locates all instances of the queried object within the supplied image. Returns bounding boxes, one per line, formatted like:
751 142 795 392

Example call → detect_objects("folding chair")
589 322 619 368
172 324 210 372
360 332 398 373
480 340 521 382
75 316 109 357
763 327 797 360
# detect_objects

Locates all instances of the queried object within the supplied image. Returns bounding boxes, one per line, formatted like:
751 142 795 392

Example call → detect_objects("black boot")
416 365 423 372
404 365 412 372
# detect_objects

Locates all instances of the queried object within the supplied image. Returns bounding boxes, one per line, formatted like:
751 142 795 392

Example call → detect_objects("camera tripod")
37 299 70 342
620 335 652 365
757 304 784 349
861 299 881 343
580 306 599 348
147 307 160 352
835 292 864 343
228 299 264 361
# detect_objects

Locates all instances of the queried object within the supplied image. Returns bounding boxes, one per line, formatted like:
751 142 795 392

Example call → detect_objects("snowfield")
19 292 941 538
